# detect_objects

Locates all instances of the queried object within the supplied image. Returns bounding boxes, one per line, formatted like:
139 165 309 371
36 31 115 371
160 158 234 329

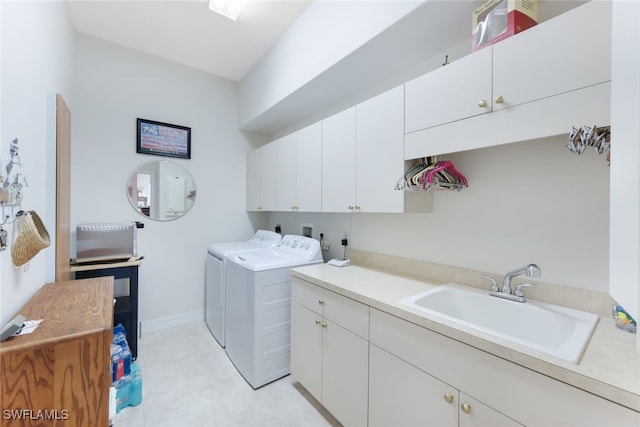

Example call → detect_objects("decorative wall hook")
1 138 29 225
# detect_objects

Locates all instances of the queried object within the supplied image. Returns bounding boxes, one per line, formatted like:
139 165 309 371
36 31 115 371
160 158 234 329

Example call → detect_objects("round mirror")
126 160 196 221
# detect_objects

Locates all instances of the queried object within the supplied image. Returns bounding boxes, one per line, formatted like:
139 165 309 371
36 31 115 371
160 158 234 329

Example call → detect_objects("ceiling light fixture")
208 0 248 21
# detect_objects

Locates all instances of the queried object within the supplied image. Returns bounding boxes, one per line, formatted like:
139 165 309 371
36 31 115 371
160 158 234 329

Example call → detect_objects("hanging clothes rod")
395 156 468 192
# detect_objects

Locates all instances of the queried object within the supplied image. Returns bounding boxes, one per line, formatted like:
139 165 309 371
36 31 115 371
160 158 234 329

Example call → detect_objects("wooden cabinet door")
369 344 458 427
322 319 369 427
296 122 322 212
356 85 405 213
322 107 357 213
290 302 323 400
276 133 297 211
405 47 492 134
492 1 611 112
246 149 261 211
458 393 523 427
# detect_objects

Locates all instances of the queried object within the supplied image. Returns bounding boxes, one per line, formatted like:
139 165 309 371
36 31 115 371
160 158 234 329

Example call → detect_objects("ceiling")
66 0 314 82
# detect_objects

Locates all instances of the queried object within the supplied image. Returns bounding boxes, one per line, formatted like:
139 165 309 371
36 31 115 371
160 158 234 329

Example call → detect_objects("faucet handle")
481 275 500 292
514 283 536 298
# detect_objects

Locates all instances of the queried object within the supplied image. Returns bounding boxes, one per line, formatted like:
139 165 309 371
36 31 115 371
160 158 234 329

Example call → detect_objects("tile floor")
114 322 341 427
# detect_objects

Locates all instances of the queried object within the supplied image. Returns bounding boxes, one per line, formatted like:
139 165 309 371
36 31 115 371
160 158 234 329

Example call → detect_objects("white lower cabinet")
370 308 640 427
290 278 369 427
369 344 521 427
291 278 639 427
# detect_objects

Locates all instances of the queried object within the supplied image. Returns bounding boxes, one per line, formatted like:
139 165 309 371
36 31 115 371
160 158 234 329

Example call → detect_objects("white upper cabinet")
321 107 358 213
322 87 432 213
260 143 278 211
246 148 261 211
322 86 409 213
275 133 297 211
356 85 406 213
404 1 612 159
295 122 322 212
405 47 493 134
246 143 277 211
492 0 611 112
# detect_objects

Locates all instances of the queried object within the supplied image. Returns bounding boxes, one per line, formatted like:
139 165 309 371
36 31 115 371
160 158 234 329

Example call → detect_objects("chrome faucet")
502 264 541 294
482 264 541 303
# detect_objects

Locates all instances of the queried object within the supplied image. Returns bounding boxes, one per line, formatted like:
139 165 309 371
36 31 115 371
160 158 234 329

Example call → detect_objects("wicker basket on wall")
11 210 50 267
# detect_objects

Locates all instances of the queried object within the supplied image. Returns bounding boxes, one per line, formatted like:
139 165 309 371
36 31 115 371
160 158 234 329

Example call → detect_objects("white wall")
72 35 264 330
0 0 75 324
270 136 611 293
610 0 640 346
239 0 422 130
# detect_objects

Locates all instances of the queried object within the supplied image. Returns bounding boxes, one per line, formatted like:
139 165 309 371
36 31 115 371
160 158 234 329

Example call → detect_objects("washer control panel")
277 235 321 259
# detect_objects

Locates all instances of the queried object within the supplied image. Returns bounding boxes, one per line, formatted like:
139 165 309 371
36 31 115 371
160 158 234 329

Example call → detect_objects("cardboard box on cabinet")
472 0 538 51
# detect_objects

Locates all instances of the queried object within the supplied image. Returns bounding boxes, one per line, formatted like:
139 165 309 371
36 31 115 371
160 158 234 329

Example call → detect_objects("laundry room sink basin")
398 283 599 364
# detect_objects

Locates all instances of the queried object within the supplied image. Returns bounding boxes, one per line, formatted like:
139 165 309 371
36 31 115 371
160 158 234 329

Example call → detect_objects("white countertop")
291 263 640 412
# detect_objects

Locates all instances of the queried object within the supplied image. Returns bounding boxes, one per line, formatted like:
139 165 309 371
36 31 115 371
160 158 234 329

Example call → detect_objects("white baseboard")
140 309 204 337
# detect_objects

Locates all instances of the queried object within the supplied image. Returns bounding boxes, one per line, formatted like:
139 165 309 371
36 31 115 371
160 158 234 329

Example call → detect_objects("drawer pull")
443 393 454 404
494 95 504 104
478 99 487 108
315 319 321 325
321 322 327 328
461 402 472 414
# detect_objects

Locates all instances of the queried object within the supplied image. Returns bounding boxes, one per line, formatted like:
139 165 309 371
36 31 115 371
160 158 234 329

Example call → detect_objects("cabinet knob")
257 206 262 210
443 393 454 404
315 319 321 325
461 402 472 414
478 99 487 108
355 204 361 210
318 299 325 305
348 205 354 210
494 95 504 104
321 322 327 328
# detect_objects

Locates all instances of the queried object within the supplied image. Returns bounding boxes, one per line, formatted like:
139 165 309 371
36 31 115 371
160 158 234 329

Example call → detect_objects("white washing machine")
225 235 323 389
205 230 282 347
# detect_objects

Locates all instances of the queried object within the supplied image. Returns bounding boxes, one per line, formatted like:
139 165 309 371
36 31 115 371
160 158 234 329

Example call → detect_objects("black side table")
72 260 141 359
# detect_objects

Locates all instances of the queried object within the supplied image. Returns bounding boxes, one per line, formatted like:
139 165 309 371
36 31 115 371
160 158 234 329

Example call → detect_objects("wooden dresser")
0 277 114 427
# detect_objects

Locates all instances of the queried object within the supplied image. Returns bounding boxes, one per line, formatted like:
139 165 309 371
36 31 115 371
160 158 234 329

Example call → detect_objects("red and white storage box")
472 0 538 51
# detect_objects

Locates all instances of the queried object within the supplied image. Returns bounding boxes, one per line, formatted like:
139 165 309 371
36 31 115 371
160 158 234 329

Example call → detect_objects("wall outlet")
321 241 331 251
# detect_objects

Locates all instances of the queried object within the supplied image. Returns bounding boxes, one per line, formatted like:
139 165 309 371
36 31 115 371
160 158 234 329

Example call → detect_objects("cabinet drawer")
292 278 369 339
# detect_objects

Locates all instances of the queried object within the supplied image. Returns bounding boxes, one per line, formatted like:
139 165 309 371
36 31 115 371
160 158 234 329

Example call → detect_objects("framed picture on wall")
136 118 191 159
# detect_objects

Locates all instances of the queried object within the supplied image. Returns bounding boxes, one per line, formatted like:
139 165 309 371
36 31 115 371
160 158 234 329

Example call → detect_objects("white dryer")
225 235 323 389
205 230 281 347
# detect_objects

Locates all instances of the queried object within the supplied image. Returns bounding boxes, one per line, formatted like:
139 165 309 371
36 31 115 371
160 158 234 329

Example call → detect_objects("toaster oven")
76 222 137 263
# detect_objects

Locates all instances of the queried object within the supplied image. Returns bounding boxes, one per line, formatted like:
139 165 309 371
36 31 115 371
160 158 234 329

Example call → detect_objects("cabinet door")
322 319 369 427
492 1 611 111
356 85 405 213
458 393 523 427
246 149 261 211
290 302 323 401
276 133 297 211
369 344 457 427
296 122 322 212
405 47 492 133
322 107 357 213
259 143 278 211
